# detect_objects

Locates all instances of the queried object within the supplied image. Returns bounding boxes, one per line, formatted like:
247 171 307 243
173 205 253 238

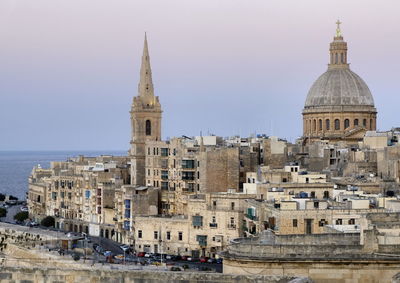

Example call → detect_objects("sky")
1 0 399 150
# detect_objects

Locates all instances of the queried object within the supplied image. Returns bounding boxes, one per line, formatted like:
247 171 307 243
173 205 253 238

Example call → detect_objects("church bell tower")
130 34 162 186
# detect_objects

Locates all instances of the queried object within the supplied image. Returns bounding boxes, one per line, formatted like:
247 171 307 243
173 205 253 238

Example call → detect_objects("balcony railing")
227 224 237 229
245 214 258 221
209 223 218 228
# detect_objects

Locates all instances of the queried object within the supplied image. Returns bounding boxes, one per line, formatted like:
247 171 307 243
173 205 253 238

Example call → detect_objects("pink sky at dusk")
0 0 399 150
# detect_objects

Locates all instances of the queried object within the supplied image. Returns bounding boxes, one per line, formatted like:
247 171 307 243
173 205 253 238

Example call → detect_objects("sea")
0 150 126 200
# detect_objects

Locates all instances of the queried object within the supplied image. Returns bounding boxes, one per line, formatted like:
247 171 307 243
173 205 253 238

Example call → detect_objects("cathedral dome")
304 68 374 109
301 21 377 144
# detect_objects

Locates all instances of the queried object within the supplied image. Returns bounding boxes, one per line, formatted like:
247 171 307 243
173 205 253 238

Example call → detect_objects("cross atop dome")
335 20 342 37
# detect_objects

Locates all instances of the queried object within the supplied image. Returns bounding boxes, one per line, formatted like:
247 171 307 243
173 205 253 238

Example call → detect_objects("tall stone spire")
130 33 162 186
328 20 349 69
137 33 155 106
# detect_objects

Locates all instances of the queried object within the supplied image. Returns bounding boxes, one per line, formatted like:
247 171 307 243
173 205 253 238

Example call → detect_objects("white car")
20 206 28 212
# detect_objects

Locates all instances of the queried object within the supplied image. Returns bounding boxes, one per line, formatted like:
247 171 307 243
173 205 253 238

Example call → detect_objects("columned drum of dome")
302 21 377 144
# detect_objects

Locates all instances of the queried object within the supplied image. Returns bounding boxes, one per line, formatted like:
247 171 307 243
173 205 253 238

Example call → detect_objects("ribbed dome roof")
304 68 374 108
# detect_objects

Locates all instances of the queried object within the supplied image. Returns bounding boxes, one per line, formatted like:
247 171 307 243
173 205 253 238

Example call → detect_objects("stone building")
221 229 400 282
133 192 252 258
302 22 377 144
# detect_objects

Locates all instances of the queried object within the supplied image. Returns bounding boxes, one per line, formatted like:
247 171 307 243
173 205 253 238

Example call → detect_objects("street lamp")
121 245 129 265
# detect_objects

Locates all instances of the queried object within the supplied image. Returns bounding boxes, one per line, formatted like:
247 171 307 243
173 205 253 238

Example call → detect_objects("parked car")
137 252 145 257
207 258 217 263
20 206 29 212
181 255 188 261
144 253 152 258
216 258 223 264
200 257 208 263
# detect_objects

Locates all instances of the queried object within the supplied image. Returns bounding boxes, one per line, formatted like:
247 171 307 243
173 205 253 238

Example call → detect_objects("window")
348 218 355 225
145 120 151 136
213 200 217 208
161 182 168 189
124 199 131 209
292 219 298 227
182 171 195 180
313 120 316 132
335 53 338 64
161 170 168 180
161 148 168 157
344 119 350 129
319 219 326 227
192 215 203 227
314 202 319 209
182 159 195 169
85 190 91 199
334 119 340 130
124 209 130 218
326 119 330 130
336 219 343 225
166 231 171 240
154 231 158 239
231 202 235 210
354 119 359 126
370 119 373 130
123 221 130 231
310 191 316 198
323 191 330 199
363 119 367 127
138 230 142 238
178 232 183 241
319 119 322 131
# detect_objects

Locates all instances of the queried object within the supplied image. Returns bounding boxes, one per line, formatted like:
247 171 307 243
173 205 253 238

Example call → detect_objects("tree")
8 195 18 201
0 208 7 218
14 211 29 222
40 216 55 227
0 194 5 201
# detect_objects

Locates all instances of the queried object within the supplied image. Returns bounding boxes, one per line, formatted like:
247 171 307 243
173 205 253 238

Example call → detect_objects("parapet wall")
0 267 310 283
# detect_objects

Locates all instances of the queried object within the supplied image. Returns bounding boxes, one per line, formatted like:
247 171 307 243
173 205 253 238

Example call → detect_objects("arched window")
334 119 340 130
145 120 151 136
363 119 367 127
319 119 322 131
354 119 359 126
344 119 350 129
313 120 316 132
335 53 338 64
370 119 373 130
341 53 344 63
326 119 330 130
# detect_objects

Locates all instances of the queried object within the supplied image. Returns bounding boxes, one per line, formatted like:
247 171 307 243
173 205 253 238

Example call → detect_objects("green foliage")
0 208 7 218
0 194 5 201
8 195 18 201
40 216 55 227
14 211 29 222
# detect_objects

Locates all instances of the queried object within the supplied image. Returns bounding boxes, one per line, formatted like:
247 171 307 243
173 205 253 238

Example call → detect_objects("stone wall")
223 258 399 283
0 267 309 283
